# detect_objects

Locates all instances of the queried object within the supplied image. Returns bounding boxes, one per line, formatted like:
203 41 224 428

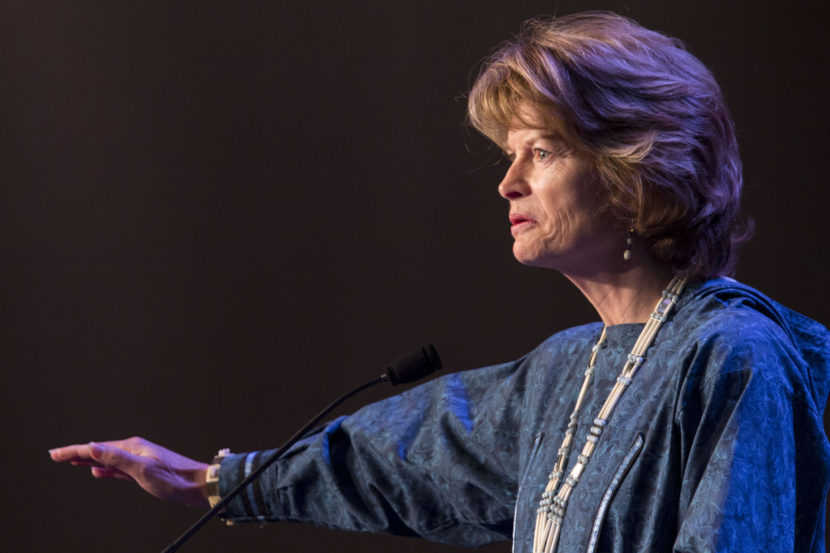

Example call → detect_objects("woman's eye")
533 148 551 161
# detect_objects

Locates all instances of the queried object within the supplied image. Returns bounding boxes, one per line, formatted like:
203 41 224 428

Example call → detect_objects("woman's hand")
49 437 210 508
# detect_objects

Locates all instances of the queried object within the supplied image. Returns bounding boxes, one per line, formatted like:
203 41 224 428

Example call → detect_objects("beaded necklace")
533 276 687 553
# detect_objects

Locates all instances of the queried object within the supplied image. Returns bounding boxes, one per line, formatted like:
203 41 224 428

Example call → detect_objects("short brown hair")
468 12 750 278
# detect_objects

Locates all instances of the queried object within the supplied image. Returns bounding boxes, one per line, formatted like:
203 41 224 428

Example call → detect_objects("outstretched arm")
49 437 210 508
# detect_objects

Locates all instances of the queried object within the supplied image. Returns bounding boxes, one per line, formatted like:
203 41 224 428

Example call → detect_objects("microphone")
384 344 442 385
162 345 442 553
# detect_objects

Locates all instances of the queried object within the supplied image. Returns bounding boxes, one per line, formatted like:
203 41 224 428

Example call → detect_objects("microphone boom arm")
161 345 441 553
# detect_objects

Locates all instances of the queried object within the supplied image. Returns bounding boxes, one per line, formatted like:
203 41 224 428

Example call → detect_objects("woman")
50 12 830 552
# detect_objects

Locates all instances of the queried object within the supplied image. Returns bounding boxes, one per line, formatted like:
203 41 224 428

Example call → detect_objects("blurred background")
4 1 829 551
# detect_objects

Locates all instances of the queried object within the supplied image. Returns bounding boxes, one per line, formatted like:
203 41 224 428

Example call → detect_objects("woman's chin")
512 247 558 270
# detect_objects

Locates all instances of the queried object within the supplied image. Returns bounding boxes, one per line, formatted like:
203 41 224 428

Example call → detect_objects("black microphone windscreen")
385 345 442 385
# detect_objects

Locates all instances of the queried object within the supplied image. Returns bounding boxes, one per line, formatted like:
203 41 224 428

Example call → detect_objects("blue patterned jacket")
220 278 830 552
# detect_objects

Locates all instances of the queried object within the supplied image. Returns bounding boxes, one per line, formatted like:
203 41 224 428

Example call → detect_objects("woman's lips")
509 213 535 233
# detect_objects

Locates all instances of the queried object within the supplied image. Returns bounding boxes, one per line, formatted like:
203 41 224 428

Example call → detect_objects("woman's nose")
498 161 530 200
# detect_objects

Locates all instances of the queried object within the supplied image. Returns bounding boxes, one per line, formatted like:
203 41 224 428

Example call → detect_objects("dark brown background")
4 1 829 551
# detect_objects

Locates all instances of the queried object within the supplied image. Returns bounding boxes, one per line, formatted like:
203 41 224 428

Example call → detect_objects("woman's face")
499 124 620 276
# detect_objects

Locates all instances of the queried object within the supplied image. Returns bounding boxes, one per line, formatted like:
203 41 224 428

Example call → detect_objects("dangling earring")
623 220 635 261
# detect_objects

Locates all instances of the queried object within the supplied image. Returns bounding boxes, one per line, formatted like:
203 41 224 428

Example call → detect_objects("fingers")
49 443 95 463
50 442 138 483
91 466 135 481
49 441 144 477
88 442 145 478
70 460 105 467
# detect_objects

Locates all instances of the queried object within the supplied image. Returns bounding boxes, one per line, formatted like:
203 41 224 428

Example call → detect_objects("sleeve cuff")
219 450 278 522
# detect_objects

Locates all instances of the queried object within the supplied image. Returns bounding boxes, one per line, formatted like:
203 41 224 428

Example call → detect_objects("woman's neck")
564 254 674 326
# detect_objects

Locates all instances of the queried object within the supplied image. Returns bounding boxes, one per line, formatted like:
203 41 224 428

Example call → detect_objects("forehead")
504 127 566 151
501 101 568 148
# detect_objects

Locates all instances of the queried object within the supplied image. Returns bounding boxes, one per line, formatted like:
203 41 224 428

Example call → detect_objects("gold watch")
205 448 230 508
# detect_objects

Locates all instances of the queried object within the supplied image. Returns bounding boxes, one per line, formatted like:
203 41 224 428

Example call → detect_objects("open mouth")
509 213 534 226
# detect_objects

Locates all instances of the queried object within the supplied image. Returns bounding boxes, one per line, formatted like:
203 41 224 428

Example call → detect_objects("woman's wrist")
191 464 211 508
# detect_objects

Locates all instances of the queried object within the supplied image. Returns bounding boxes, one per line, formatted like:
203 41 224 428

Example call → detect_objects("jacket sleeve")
673 315 830 553
218 358 530 546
